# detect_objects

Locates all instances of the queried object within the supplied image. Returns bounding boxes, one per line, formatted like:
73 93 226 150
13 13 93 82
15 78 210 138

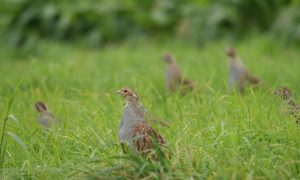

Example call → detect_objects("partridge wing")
130 122 166 154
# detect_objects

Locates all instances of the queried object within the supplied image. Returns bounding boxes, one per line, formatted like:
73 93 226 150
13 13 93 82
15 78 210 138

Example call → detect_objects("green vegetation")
0 37 300 179
2 0 300 47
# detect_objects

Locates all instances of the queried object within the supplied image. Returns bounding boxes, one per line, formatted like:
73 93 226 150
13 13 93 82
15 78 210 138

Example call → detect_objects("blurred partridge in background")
35 101 59 128
162 53 196 95
227 48 260 93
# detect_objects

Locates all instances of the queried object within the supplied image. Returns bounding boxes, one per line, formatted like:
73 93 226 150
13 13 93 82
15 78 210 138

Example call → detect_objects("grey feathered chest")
229 60 246 86
118 102 144 144
39 112 55 127
166 64 181 89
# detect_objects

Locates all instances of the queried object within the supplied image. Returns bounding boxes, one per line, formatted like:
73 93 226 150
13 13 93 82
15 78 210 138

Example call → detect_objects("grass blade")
0 80 23 174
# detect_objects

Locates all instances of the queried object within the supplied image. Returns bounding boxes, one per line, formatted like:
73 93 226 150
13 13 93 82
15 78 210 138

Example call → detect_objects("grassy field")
0 37 300 179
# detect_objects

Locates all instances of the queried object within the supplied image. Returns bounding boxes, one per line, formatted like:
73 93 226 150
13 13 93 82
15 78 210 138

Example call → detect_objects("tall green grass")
0 37 299 179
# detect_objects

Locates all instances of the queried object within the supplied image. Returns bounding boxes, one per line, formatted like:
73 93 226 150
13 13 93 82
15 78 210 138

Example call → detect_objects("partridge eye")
124 90 128 93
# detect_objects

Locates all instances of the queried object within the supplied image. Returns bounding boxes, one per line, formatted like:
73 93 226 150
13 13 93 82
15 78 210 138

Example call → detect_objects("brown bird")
117 87 168 158
227 48 260 93
274 87 300 124
162 53 196 94
35 101 59 128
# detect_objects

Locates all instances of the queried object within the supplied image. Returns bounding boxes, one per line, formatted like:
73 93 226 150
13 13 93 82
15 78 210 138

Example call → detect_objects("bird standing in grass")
227 48 260 93
117 87 167 158
274 87 300 124
35 101 59 128
162 53 196 94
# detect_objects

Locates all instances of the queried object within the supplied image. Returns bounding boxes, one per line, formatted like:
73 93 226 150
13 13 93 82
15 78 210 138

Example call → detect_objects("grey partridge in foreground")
274 87 300 124
162 53 196 94
117 87 167 158
227 48 260 93
35 101 59 128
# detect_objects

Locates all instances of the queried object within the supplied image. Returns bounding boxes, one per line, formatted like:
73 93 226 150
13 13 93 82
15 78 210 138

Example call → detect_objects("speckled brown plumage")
274 87 300 124
130 122 166 155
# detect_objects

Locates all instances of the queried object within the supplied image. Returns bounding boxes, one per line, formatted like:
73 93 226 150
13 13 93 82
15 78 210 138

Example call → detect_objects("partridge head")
226 48 236 58
162 53 176 64
117 87 139 103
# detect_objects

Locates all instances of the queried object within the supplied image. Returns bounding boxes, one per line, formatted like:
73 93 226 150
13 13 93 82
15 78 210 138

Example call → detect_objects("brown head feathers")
117 87 139 101
226 48 236 58
35 101 48 112
162 53 175 64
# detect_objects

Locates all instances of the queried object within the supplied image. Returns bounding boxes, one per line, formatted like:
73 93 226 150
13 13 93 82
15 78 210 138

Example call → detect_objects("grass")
0 36 300 179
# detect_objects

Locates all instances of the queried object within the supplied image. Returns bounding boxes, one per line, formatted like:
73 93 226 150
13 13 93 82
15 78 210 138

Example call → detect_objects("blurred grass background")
1 0 300 48
0 0 300 179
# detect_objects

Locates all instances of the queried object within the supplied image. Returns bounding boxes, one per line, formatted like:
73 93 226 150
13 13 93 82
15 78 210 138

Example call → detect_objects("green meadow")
0 37 300 179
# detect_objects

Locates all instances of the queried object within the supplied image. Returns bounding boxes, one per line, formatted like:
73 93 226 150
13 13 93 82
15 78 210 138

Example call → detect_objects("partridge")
117 87 167 158
162 53 195 94
274 87 300 124
227 48 260 93
35 101 59 127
